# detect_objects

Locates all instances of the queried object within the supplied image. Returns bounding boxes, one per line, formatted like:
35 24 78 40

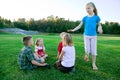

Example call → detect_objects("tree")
4 19 14 28
13 21 28 30
0 15 120 34
0 17 4 28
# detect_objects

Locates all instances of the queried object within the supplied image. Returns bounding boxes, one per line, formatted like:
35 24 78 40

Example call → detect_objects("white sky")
0 0 120 23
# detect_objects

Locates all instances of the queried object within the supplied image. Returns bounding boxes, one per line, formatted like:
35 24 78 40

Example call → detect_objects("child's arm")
43 46 46 52
26 50 46 66
31 60 48 66
98 23 103 34
35 51 37 55
68 22 83 32
58 51 64 61
35 51 41 58
57 52 59 58
57 42 62 59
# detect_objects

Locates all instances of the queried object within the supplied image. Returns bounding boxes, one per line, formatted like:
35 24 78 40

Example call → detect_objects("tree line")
0 15 120 34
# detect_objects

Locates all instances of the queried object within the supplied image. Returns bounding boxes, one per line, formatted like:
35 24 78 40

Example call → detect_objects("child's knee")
45 54 48 57
40 58 45 63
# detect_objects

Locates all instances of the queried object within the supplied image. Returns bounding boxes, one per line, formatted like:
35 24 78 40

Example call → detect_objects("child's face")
28 38 34 46
37 40 43 46
60 35 64 39
86 4 94 15
60 33 66 39
62 35 65 42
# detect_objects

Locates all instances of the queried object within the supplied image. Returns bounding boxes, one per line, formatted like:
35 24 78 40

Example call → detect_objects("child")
54 33 75 73
18 36 50 70
34 38 48 61
68 2 103 70
57 32 66 59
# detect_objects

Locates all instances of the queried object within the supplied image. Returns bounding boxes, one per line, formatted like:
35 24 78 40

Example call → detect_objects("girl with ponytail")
68 2 103 70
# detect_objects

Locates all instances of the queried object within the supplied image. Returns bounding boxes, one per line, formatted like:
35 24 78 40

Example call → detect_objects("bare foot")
92 64 98 70
84 54 89 62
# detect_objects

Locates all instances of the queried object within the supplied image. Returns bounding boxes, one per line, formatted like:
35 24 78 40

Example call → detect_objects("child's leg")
45 54 48 57
84 36 91 61
34 53 40 60
40 57 45 63
57 52 60 59
54 61 74 73
91 36 97 56
54 61 62 69
92 56 98 70
43 54 48 59
91 37 98 70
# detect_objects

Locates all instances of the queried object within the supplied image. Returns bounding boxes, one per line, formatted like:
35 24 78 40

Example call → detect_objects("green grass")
0 34 120 80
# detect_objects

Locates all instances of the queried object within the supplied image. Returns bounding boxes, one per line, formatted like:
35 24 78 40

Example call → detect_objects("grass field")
0 33 120 80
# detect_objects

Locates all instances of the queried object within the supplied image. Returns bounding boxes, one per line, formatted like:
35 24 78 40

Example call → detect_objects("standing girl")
68 2 103 70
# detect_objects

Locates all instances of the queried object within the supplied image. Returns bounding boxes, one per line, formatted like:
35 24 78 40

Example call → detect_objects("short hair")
22 36 32 46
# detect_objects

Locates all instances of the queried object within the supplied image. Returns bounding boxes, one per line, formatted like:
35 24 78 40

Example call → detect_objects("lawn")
0 33 120 80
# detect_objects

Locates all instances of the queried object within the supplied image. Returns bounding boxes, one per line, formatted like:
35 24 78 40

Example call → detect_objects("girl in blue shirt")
68 2 103 70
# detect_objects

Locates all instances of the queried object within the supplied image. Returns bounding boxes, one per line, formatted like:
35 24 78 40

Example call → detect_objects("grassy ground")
0 33 120 80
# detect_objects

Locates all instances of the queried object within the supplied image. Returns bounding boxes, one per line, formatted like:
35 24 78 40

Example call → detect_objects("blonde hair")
87 2 98 15
35 38 44 46
60 32 67 38
62 33 73 46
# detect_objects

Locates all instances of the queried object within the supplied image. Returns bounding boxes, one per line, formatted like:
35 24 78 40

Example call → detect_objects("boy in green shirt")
18 36 50 70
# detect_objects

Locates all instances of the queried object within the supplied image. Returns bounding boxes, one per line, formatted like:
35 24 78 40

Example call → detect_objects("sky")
0 0 120 23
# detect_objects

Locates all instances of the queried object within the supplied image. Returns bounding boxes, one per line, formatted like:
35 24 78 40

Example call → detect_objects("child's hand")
44 63 48 65
56 60 60 63
38 55 41 58
99 31 103 34
67 29 73 32
98 26 103 34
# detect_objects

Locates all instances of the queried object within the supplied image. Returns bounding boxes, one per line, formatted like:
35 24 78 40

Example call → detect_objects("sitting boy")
18 36 50 70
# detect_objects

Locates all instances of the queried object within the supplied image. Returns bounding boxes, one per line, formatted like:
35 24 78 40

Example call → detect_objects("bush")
0 16 120 34
13 21 28 30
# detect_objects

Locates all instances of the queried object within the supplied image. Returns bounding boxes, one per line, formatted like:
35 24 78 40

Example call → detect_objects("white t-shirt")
61 46 75 67
35 46 45 52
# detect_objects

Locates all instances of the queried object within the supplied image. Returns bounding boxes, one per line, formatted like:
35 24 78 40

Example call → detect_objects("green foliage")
102 22 120 34
0 16 120 34
0 17 14 28
0 17 4 28
13 21 28 30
